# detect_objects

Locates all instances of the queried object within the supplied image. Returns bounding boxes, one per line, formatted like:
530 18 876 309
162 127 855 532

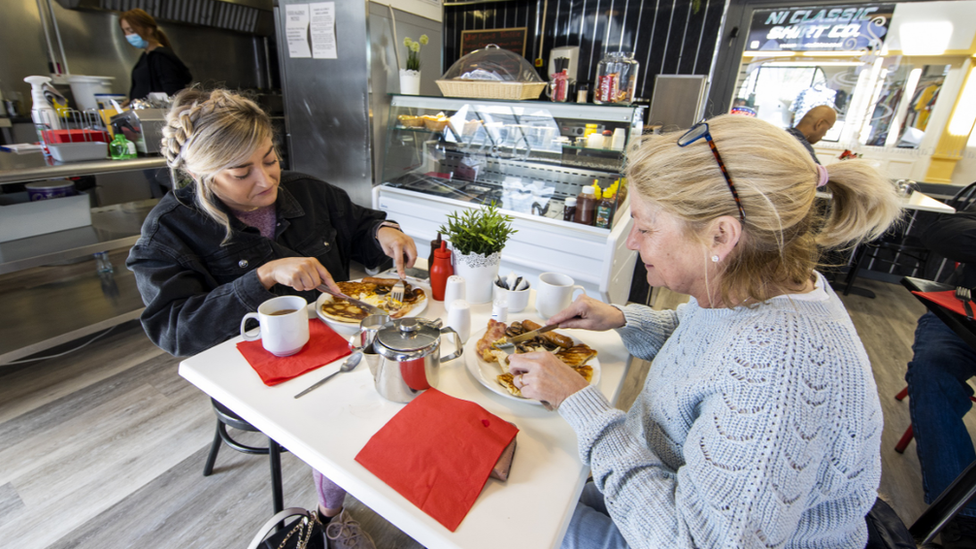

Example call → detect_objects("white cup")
240 295 310 356
444 275 466 312
493 283 530 313
536 272 586 319
446 300 471 344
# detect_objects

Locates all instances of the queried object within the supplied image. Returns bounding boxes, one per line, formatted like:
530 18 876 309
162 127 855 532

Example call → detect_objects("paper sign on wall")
285 4 312 58
309 2 338 59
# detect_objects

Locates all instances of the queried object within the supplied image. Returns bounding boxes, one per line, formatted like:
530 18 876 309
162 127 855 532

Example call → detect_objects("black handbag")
247 507 326 549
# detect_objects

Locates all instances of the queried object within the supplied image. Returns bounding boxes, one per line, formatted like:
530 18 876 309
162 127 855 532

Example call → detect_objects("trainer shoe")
325 509 376 549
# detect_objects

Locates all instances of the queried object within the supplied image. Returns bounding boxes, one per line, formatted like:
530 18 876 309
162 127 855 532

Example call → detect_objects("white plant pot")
454 250 501 304
399 69 421 95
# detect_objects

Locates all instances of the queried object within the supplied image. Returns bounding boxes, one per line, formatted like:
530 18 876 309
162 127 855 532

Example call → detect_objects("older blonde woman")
509 115 901 549
128 88 415 548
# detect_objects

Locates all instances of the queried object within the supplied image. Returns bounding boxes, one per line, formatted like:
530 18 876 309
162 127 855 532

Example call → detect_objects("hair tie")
816 164 829 188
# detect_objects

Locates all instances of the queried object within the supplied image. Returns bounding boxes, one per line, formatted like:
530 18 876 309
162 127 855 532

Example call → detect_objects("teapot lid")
375 318 441 357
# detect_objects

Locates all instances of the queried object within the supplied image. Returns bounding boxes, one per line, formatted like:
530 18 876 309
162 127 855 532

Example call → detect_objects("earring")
711 255 720 263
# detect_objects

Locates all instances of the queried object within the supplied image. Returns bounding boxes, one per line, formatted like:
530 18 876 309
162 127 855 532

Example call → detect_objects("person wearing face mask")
119 9 192 101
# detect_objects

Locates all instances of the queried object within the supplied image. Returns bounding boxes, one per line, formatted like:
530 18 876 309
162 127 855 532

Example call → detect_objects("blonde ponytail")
816 159 903 249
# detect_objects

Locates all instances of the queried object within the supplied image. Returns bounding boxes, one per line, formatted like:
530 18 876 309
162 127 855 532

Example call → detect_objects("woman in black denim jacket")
126 89 414 547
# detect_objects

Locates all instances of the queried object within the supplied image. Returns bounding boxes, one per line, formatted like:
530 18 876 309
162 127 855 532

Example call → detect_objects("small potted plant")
438 202 517 303
399 34 428 95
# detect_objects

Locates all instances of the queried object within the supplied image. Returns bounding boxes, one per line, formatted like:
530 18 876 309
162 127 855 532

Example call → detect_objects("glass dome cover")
441 45 542 83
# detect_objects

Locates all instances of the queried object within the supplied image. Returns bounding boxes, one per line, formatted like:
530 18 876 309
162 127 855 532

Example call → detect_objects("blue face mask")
126 33 148 49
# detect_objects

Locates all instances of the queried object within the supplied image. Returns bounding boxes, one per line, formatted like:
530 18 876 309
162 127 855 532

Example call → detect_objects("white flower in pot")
438 202 517 304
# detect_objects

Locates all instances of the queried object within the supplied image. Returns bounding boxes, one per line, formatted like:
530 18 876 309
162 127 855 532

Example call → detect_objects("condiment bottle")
602 129 613 149
574 182 598 225
563 196 577 222
430 241 453 301
428 232 442 273
583 123 598 137
595 184 615 229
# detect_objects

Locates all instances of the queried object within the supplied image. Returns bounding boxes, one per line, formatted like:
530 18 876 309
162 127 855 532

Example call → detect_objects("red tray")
41 129 110 144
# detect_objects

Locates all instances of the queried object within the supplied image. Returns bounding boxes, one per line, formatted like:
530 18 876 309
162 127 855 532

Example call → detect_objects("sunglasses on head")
677 121 746 222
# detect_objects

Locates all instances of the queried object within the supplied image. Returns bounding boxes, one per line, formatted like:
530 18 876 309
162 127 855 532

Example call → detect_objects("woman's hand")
508 351 589 409
256 257 339 293
548 295 626 331
377 227 418 278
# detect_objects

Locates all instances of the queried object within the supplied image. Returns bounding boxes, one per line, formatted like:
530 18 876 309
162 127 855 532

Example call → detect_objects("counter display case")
374 95 644 304
380 95 642 229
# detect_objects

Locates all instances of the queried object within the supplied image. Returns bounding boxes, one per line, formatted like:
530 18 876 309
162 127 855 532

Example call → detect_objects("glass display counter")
379 95 643 230
374 96 643 304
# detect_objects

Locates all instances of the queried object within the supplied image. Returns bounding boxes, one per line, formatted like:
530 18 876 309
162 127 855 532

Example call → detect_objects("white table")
179 292 632 549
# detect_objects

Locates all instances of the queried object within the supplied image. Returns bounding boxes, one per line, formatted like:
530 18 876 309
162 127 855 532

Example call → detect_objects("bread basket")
435 80 546 100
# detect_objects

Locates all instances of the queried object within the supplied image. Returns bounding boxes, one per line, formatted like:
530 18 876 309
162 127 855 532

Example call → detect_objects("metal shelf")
0 266 145 365
0 150 167 185
0 199 157 275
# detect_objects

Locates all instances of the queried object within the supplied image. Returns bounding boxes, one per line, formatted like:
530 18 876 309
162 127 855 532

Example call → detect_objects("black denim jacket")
126 171 390 356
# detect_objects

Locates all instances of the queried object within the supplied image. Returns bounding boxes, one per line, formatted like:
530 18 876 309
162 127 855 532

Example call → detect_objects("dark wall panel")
444 0 725 105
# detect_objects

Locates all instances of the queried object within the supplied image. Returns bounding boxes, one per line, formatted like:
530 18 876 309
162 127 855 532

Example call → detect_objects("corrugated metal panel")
64 0 267 34
444 0 724 104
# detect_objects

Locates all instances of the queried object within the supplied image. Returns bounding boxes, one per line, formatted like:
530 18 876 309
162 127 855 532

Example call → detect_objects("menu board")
460 28 528 57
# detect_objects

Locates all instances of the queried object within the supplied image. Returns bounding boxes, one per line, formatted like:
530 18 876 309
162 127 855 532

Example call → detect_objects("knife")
492 324 559 354
317 284 387 316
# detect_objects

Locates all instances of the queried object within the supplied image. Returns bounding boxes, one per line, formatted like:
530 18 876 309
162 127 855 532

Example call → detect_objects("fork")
956 286 974 321
390 277 406 305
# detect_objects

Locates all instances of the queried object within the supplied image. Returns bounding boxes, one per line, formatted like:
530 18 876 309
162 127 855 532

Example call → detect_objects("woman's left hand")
377 227 417 278
508 351 589 409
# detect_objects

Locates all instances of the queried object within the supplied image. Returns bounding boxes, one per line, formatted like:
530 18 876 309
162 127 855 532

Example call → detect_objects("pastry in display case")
380 94 643 230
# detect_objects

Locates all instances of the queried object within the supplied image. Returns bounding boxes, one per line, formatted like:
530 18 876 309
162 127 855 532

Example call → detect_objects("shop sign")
748 4 895 52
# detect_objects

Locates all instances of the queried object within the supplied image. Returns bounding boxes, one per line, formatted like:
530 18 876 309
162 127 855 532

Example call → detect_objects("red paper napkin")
912 290 971 318
355 389 518 532
237 320 351 386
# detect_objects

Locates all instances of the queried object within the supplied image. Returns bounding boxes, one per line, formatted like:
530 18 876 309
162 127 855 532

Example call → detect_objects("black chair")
868 459 976 547
844 182 976 296
203 398 286 514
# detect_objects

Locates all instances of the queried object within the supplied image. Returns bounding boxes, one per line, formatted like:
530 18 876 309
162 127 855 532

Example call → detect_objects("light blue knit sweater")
560 275 882 549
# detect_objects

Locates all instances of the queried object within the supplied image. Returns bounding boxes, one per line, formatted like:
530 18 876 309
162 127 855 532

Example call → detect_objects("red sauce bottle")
430 241 453 301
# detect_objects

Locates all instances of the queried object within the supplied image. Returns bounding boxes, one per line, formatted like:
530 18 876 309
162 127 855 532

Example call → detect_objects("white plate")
464 325 601 406
315 280 429 335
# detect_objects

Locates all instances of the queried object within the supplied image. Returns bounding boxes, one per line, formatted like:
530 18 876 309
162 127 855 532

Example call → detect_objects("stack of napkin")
356 389 518 531
237 320 351 386
912 290 971 318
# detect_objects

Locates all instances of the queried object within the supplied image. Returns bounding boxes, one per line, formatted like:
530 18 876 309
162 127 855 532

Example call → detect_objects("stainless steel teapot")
356 317 463 403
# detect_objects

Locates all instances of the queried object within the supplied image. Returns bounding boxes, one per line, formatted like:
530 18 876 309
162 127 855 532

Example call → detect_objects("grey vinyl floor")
1 262 972 548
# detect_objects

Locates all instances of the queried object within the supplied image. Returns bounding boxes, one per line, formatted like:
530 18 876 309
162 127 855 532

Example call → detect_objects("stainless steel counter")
0 199 157 275
0 150 167 185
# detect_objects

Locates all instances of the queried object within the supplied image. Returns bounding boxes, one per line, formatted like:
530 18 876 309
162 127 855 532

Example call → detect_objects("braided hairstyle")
162 88 274 244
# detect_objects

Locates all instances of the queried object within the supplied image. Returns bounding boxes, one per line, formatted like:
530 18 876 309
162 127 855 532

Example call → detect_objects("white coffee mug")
536 272 586 319
240 295 310 357
444 275 466 312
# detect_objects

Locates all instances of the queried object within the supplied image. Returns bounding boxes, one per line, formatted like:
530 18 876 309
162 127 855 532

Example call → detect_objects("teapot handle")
439 326 463 362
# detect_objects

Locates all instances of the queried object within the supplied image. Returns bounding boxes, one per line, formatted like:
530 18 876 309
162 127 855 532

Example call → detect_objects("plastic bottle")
602 129 613 149
574 181 598 225
429 241 454 301
428 232 442 274
563 196 577 222
24 75 60 133
110 133 137 160
595 184 616 229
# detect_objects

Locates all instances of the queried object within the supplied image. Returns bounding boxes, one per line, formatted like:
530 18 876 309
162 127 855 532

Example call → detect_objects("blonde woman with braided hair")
507 115 902 549
128 89 415 548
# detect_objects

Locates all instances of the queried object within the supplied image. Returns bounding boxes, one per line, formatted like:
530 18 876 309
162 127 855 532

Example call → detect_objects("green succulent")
438 202 517 257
